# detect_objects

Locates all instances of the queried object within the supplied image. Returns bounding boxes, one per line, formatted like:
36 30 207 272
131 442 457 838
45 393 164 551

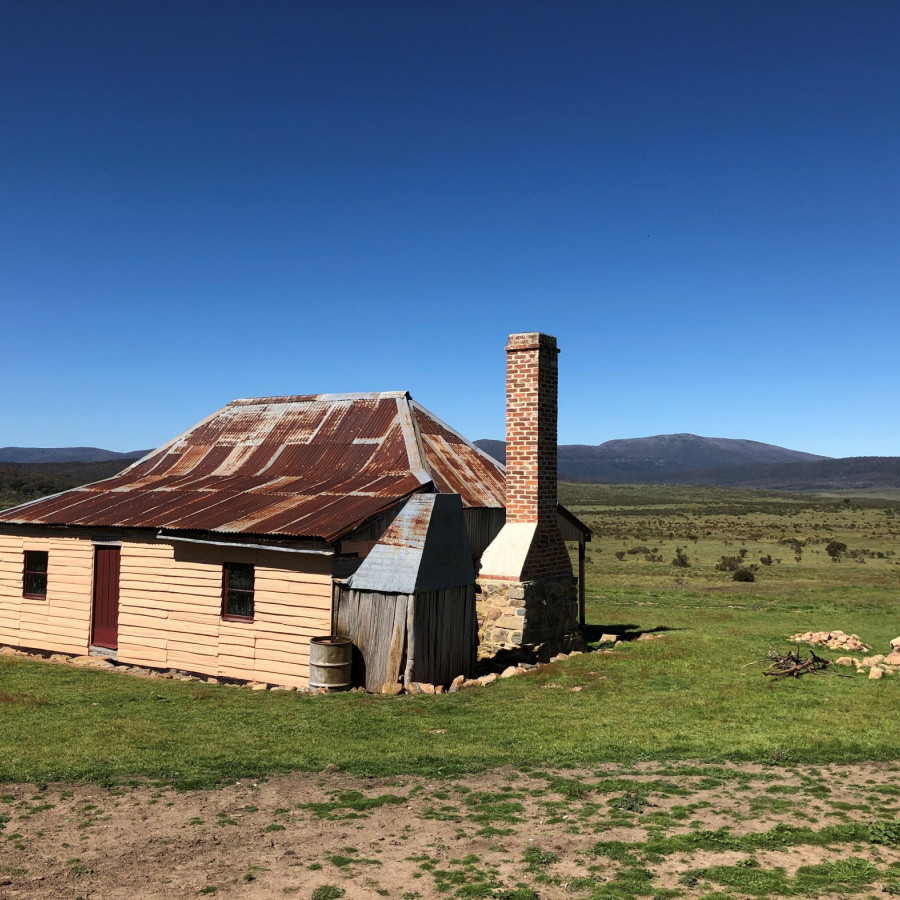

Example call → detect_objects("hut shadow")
350 643 367 688
582 623 683 644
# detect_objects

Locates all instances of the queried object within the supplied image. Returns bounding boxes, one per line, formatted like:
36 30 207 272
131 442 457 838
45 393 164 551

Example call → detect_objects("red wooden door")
92 546 120 650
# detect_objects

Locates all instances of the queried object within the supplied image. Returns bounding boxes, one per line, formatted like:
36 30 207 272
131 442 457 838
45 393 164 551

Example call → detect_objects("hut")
0 333 590 690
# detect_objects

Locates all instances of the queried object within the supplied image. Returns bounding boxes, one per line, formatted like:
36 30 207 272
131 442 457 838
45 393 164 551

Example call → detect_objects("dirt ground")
1 761 899 899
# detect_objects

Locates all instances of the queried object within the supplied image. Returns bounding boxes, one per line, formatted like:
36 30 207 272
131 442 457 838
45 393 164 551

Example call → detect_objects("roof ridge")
229 392 409 406
395 395 433 486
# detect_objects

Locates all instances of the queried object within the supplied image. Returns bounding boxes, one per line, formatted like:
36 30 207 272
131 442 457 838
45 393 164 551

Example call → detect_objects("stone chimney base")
476 574 581 661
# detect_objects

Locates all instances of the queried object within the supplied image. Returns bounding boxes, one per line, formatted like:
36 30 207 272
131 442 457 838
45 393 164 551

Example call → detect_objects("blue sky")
1 1 897 457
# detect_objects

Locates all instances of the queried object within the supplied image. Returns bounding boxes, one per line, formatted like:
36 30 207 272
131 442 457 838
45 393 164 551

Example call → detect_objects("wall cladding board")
117 539 332 686
0 533 93 653
0 530 332 688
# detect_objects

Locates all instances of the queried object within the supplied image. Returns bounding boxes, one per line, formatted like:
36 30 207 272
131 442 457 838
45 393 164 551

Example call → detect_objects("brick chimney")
476 332 578 657
503 332 572 579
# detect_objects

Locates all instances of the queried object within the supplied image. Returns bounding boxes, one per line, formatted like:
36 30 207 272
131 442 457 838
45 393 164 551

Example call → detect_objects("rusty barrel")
308 635 353 692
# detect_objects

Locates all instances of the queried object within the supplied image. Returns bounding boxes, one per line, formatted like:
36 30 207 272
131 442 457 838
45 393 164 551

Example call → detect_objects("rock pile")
789 630 870 652
833 652 900 678
790 631 900 680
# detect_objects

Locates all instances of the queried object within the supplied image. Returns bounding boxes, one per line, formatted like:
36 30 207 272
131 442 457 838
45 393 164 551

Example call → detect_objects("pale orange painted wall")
0 532 333 688
0 533 94 653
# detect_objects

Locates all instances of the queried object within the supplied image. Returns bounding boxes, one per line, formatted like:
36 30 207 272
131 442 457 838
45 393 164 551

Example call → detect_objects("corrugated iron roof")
0 392 506 541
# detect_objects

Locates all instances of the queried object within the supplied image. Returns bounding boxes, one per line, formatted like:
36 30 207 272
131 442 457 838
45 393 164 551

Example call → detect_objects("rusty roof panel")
413 403 505 508
0 392 505 539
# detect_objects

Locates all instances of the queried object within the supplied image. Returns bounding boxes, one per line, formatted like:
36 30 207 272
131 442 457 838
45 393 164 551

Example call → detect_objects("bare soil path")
2 762 899 899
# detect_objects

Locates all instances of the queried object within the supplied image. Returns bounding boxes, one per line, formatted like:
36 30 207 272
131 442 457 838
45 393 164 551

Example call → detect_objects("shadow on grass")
583 623 684 644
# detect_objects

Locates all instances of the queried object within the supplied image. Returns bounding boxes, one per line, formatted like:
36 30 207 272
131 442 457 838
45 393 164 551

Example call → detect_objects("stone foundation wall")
476 575 580 659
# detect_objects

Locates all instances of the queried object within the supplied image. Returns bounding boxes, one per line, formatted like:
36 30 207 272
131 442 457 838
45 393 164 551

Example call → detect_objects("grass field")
0 484 897 790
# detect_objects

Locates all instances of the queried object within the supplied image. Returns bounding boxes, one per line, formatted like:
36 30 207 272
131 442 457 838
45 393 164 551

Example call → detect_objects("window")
23 550 48 598
222 562 254 621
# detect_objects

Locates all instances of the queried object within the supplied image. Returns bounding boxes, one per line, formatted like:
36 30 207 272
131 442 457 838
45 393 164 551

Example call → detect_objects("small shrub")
523 846 559 869
609 790 648 813
615 551 626 561
671 547 690 568
868 820 900 845
733 568 755 582
826 540 848 560
716 555 743 572
311 887 345 900
759 554 773 566
626 545 650 555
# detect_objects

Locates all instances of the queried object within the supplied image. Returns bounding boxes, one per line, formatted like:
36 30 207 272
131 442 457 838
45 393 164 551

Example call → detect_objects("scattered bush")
759 554 773 566
779 538 805 555
716 555 744 572
671 547 691 568
615 551 626 561
627 546 650 555
826 540 848 560
733 568 756 582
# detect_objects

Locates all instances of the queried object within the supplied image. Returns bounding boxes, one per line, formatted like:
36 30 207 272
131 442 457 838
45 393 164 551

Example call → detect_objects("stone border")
0 635 631 696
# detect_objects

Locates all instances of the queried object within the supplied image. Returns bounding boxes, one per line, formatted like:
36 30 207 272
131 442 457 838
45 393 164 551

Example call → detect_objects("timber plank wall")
0 532 332 688
0 534 93 652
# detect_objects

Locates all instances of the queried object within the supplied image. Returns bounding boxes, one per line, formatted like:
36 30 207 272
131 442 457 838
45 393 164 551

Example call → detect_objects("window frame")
23 550 49 600
221 561 255 622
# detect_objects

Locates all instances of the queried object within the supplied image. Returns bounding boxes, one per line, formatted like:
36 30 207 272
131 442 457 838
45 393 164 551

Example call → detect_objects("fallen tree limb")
763 645 832 678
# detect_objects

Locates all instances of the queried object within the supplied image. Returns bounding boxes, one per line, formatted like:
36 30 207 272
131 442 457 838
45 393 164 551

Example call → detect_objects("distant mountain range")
475 434 900 491
476 434 827 477
0 447 150 464
2 438 897 494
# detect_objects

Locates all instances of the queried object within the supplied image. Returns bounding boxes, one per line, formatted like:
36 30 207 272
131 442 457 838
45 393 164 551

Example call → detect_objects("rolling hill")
0 460 142 511
0 447 149 464
475 433 830 483
474 434 900 492
3 439 897 505
677 456 900 491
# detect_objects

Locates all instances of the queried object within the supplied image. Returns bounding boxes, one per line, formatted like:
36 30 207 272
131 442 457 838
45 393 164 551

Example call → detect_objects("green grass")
0 484 898 788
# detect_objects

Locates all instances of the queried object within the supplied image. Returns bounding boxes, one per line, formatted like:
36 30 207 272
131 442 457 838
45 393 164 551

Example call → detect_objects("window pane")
25 572 47 596
226 590 254 619
26 551 48 573
227 563 254 591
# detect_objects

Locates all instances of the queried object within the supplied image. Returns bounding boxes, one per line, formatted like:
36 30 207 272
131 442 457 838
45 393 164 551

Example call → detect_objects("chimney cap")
506 332 559 352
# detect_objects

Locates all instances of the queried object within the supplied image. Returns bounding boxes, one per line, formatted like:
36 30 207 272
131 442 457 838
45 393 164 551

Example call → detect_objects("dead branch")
763 646 832 678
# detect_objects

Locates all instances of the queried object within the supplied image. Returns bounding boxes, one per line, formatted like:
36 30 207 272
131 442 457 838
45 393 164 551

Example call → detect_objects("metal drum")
309 635 353 691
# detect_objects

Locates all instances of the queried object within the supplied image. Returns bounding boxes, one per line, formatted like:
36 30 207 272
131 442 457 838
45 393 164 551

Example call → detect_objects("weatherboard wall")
119 539 332 687
0 530 332 687
0 533 93 652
